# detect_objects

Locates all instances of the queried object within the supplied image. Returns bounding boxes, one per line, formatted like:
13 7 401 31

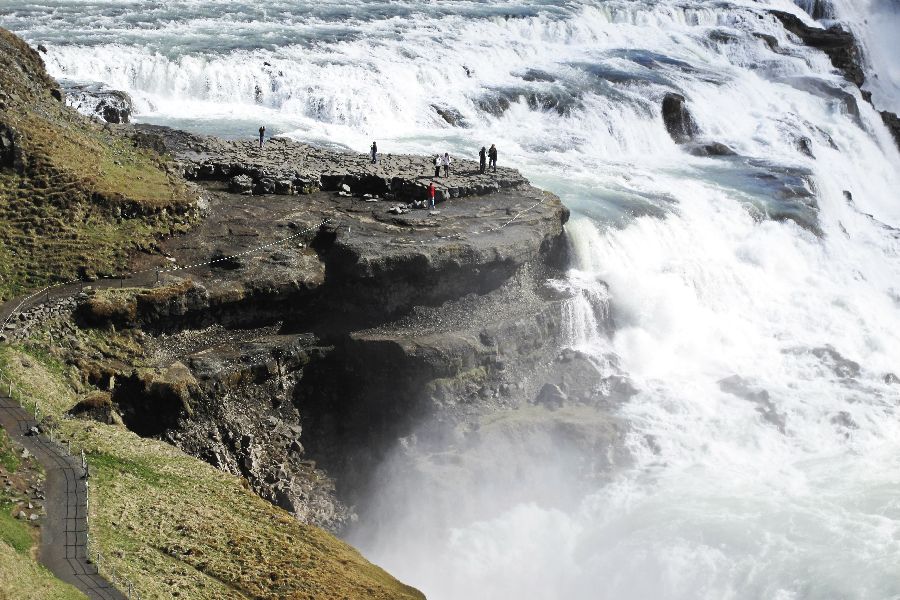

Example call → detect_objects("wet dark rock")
60 80 133 124
518 69 556 83
475 87 580 117
685 141 736 157
880 111 900 150
476 92 512 117
718 375 786 433
432 104 469 128
662 92 698 143
753 32 779 51
740 159 820 235
36 43 48 53
708 29 741 44
810 345 861 379
883 373 899 385
770 10 864 86
797 136 815 158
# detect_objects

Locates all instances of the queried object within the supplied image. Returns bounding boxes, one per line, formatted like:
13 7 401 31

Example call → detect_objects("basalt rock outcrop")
662 92 698 144
65 126 604 524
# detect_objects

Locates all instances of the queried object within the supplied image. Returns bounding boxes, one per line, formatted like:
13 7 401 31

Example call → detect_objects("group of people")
432 144 498 178
257 130 497 211
479 144 498 174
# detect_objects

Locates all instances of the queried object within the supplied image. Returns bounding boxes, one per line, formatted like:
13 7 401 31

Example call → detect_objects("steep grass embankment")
0 27 196 301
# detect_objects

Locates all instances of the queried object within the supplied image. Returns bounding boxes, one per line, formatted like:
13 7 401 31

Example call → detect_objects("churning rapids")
4 1 900 598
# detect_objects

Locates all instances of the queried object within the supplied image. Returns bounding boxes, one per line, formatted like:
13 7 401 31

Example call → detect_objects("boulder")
60 80 133 124
254 177 276 195
685 141 736 157
432 104 469 128
229 174 254 195
275 179 292 195
662 92 697 143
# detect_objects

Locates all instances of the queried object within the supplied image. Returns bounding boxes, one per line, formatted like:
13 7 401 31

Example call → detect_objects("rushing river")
3 1 899 598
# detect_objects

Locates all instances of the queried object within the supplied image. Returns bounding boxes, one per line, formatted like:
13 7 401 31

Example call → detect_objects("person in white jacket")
442 152 452 177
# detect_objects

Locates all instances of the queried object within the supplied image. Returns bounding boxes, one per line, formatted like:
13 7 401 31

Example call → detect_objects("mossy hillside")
0 429 86 600
0 27 197 301
0 340 425 600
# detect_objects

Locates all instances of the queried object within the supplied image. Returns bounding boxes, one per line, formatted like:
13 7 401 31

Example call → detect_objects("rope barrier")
1 218 329 331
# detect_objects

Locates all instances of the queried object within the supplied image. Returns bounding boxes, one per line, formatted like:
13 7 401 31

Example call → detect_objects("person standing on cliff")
370 141 378 164
442 152 452 177
479 146 487 174
428 182 436 208
488 144 497 172
258 126 265 149
434 154 442 178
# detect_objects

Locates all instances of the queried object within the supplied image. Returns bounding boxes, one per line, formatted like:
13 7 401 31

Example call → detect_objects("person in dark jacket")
488 144 497 172
442 152 452 177
479 146 487 173
370 141 378 164
258 126 266 149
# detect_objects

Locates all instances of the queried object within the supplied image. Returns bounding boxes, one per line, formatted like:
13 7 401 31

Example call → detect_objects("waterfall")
5 1 899 598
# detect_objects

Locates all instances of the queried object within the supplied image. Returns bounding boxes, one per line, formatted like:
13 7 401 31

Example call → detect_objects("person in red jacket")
428 182 436 208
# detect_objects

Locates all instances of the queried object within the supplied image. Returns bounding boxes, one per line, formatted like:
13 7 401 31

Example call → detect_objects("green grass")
0 496 32 555
0 28 198 301
0 429 19 473
0 341 424 600
0 540 87 600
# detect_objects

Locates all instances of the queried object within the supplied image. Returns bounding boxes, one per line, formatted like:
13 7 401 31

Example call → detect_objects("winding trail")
0 393 125 599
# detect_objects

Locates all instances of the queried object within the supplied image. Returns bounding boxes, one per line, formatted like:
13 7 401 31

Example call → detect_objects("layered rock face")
65 126 602 526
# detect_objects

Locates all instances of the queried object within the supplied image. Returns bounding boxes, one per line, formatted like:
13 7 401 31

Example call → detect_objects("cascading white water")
4 1 899 598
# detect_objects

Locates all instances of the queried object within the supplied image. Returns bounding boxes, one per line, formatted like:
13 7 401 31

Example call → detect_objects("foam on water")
4 1 900 598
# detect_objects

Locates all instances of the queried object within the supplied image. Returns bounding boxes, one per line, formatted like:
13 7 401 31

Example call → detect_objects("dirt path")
0 394 125 600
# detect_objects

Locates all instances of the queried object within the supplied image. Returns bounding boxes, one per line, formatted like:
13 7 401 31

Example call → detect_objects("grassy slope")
0 27 196 301
0 429 86 600
0 343 424 600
